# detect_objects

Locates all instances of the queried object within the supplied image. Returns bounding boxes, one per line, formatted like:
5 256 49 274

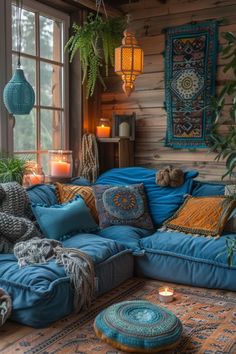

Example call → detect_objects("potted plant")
65 13 125 98
210 32 236 178
210 31 236 266
0 155 27 184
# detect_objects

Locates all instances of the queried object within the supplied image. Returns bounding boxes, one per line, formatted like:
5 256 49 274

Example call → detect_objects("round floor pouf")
94 300 182 353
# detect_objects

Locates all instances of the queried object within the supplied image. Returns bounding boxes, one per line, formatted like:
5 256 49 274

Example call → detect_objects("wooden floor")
0 321 34 352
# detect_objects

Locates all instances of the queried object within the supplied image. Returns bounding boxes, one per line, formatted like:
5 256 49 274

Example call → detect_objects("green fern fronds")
65 13 125 98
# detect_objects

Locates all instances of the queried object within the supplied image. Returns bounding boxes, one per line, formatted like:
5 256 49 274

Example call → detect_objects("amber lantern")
115 30 144 96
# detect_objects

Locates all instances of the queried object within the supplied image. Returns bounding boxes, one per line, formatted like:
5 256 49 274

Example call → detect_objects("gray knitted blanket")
0 182 95 313
0 182 41 253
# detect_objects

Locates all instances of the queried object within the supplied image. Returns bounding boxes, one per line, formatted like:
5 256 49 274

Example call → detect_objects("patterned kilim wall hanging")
164 21 218 148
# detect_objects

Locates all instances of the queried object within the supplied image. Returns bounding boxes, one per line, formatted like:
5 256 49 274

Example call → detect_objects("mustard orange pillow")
163 196 236 237
55 183 98 222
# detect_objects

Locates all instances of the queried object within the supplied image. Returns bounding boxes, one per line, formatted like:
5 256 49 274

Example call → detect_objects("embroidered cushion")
93 184 154 230
94 300 182 353
31 196 98 240
55 182 98 222
164 196 236 237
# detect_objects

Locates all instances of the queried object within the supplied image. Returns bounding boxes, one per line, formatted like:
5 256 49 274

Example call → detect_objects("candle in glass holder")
48 150 73 179
51 160 71 178
96 124 111 138
96 118 111 138
158 287 174 303
28 173 42 185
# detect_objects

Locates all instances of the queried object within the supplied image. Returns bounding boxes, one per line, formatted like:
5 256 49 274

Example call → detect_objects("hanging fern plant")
65 13 125 98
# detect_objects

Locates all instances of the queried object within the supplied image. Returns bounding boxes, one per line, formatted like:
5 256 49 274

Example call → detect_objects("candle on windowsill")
48 150 73 179
28 173 42 185
158 287 174 303
51 160 71 178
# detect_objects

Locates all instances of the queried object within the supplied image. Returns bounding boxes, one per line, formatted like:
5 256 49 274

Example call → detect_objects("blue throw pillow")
31 196 98 240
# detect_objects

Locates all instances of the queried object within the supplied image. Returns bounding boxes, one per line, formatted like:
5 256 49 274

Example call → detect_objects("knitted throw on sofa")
0 182 95 313
0 182 41 253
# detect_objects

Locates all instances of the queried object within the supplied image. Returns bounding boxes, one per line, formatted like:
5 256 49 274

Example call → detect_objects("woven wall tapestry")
164 21 218 148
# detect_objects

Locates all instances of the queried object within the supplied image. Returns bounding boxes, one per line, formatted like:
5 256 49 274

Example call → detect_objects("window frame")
10 0 69 164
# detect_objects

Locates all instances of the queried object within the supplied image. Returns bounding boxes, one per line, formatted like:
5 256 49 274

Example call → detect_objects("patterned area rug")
0 278 236 354
165 21 218 148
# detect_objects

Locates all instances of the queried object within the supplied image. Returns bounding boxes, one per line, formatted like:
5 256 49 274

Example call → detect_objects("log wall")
100 0 236 180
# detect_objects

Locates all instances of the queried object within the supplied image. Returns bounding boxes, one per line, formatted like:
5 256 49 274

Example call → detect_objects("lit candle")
158 287 174 303
23 173 43 186
51 160 71 178
119 121 130 137
96 124 111 138
28 173 42 185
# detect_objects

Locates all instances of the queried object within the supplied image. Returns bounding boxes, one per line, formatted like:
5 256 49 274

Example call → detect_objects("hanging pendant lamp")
3 0 35 115
115 23 144 96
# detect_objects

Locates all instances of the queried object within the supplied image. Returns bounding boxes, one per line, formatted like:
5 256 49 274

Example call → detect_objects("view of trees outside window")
12 2 67 173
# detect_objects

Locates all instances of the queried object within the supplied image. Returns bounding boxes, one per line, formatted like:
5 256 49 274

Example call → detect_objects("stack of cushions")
95 167 199 227
30 167 236 241
55 182 98 222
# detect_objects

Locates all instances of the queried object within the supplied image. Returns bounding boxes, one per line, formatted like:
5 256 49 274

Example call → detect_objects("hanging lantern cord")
16 0 23 68
96 0 108 18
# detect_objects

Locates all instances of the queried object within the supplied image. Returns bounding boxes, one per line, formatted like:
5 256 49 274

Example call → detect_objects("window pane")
40 63 62 107
14 153 37 163
40 153 49 175
40 16 62 62
14 109 36 151
40 109 63 150
12 54 36 93
12 6 35 55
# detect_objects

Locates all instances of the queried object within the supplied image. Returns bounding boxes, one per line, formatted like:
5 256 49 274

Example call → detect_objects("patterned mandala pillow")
93 184 154 229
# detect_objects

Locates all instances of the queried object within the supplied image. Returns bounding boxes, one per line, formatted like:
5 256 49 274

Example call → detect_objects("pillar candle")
96 125 111 138
119 122 130 137
51 160 71 178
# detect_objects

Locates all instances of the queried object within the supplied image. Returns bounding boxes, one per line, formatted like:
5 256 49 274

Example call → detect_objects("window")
11 0 69 173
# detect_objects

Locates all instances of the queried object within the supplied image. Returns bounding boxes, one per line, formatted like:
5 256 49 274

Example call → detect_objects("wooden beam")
70 0 123 17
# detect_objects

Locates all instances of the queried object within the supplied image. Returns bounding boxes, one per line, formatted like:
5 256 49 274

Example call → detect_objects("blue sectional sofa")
0 167 235 328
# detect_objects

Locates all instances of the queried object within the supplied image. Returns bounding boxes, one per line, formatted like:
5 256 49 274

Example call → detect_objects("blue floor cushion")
94 300 182 353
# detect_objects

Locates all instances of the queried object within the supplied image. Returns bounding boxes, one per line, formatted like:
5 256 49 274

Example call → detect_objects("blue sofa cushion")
137 230 236 291
191 180 225 196
0 234 130 327
97 225 152 254
93 183 154 230
96 167 198 227
31 196 98 240
27 183 57 206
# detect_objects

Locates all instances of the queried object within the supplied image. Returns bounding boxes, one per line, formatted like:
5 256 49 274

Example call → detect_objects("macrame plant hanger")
96 0 108 18
3 0 35 115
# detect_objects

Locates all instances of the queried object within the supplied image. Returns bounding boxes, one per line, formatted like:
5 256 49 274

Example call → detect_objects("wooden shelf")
97 138 134 173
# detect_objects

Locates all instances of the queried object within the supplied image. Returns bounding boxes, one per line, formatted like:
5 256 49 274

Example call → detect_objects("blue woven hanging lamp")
3 0 35 115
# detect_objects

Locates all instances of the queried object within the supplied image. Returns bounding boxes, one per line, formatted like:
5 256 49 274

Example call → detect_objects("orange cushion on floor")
164 196 236 237
55 182 98 222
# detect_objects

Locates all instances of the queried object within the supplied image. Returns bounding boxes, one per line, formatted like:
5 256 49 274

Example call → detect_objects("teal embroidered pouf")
94 300 182 353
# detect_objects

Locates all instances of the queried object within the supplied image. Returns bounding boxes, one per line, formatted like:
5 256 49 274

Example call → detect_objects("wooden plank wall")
100 0 236 180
